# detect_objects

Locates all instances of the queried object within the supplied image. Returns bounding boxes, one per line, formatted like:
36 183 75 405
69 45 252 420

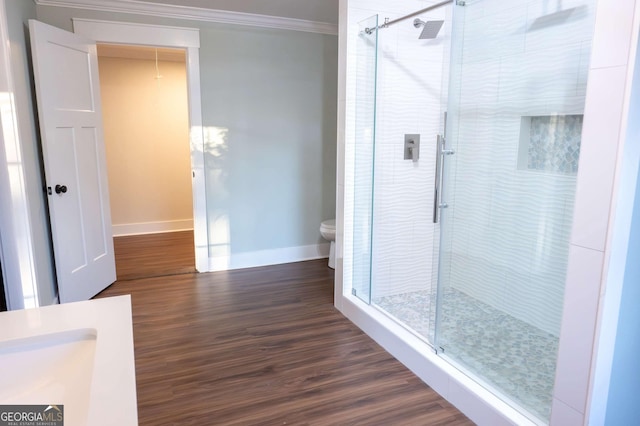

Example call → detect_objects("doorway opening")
96 44 195 281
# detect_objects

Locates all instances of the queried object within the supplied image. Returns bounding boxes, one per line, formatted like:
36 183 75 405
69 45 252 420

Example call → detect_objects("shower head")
413 18 444 40
528 3 587 31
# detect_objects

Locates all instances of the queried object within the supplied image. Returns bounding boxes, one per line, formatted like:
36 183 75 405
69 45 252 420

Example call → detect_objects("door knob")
55 184 67 194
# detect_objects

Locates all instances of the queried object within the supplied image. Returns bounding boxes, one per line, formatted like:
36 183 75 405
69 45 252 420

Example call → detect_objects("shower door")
365 4 451 345
351 15 378 304
434 0 597 422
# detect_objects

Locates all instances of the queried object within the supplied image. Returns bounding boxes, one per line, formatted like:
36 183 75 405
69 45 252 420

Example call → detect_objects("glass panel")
435 0 598 422
351 15 378 304
368 4 452 345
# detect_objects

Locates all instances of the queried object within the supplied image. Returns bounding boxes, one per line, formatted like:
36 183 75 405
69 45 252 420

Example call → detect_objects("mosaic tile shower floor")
374 289 558 421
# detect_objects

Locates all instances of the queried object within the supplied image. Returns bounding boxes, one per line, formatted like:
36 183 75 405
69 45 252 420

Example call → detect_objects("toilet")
320 219 336 269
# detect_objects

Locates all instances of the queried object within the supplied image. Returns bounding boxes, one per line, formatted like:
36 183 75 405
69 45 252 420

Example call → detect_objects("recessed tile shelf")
518 114 583 174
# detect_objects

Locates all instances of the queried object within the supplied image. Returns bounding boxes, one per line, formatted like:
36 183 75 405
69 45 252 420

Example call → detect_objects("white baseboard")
207 242 330 271
112 219 194 236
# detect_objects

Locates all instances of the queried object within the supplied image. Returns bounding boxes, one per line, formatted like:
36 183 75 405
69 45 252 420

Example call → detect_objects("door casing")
72 19 207 273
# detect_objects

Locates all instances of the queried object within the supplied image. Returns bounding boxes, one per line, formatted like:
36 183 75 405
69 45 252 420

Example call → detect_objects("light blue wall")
604 30 640 425
4 0 57 305
200 26 337 253
605 170 640 425
35 5 338 256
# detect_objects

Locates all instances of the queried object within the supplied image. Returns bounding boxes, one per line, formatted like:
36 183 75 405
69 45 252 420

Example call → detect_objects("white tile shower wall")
555 0 640 420
345 1 452 301
442 0 597 337
361 1 449 301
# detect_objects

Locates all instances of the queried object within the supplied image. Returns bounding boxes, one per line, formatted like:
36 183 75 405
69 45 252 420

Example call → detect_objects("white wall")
98 54 193 236
552 0 639 422
2 0 57 307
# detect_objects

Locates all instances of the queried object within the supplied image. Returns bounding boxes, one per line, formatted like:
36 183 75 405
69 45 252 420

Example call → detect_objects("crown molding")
34 0 338 35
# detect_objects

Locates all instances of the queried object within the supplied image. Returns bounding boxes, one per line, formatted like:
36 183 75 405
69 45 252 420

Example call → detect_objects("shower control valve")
404 134 420 162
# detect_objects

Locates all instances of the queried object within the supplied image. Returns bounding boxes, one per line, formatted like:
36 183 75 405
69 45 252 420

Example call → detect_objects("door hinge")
352 288 357 296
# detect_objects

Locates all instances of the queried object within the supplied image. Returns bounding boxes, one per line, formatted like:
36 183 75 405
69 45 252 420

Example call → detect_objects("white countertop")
0 295 138 425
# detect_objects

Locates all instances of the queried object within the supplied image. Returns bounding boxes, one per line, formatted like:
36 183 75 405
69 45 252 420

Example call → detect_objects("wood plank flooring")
97 258 473 425
113 231 195 281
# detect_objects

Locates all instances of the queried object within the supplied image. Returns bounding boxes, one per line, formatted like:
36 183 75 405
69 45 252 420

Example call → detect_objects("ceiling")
97 44 186 62
120 0 339 25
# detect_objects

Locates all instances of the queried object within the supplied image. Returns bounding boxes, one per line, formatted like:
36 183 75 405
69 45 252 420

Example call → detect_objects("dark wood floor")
113 230 196 281
99 235 473 425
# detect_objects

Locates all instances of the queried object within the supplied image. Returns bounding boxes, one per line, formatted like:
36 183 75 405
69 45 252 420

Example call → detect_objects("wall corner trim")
35 0 338 35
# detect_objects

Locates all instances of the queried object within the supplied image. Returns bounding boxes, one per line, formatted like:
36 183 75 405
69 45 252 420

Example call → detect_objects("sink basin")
0 296 137 425
0 328 97 425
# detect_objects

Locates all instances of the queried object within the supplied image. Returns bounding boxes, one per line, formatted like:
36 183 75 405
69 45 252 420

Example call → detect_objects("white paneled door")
29 20 116 303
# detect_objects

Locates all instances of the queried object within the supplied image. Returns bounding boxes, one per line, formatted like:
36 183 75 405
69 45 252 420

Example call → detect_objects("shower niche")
518 115 584 175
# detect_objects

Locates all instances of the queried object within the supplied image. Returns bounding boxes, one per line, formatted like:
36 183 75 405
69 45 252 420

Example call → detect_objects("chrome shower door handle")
433 134 443 223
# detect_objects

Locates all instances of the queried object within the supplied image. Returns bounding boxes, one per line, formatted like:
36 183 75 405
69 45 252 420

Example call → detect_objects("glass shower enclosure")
351 14 378 305
351 0 598 422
